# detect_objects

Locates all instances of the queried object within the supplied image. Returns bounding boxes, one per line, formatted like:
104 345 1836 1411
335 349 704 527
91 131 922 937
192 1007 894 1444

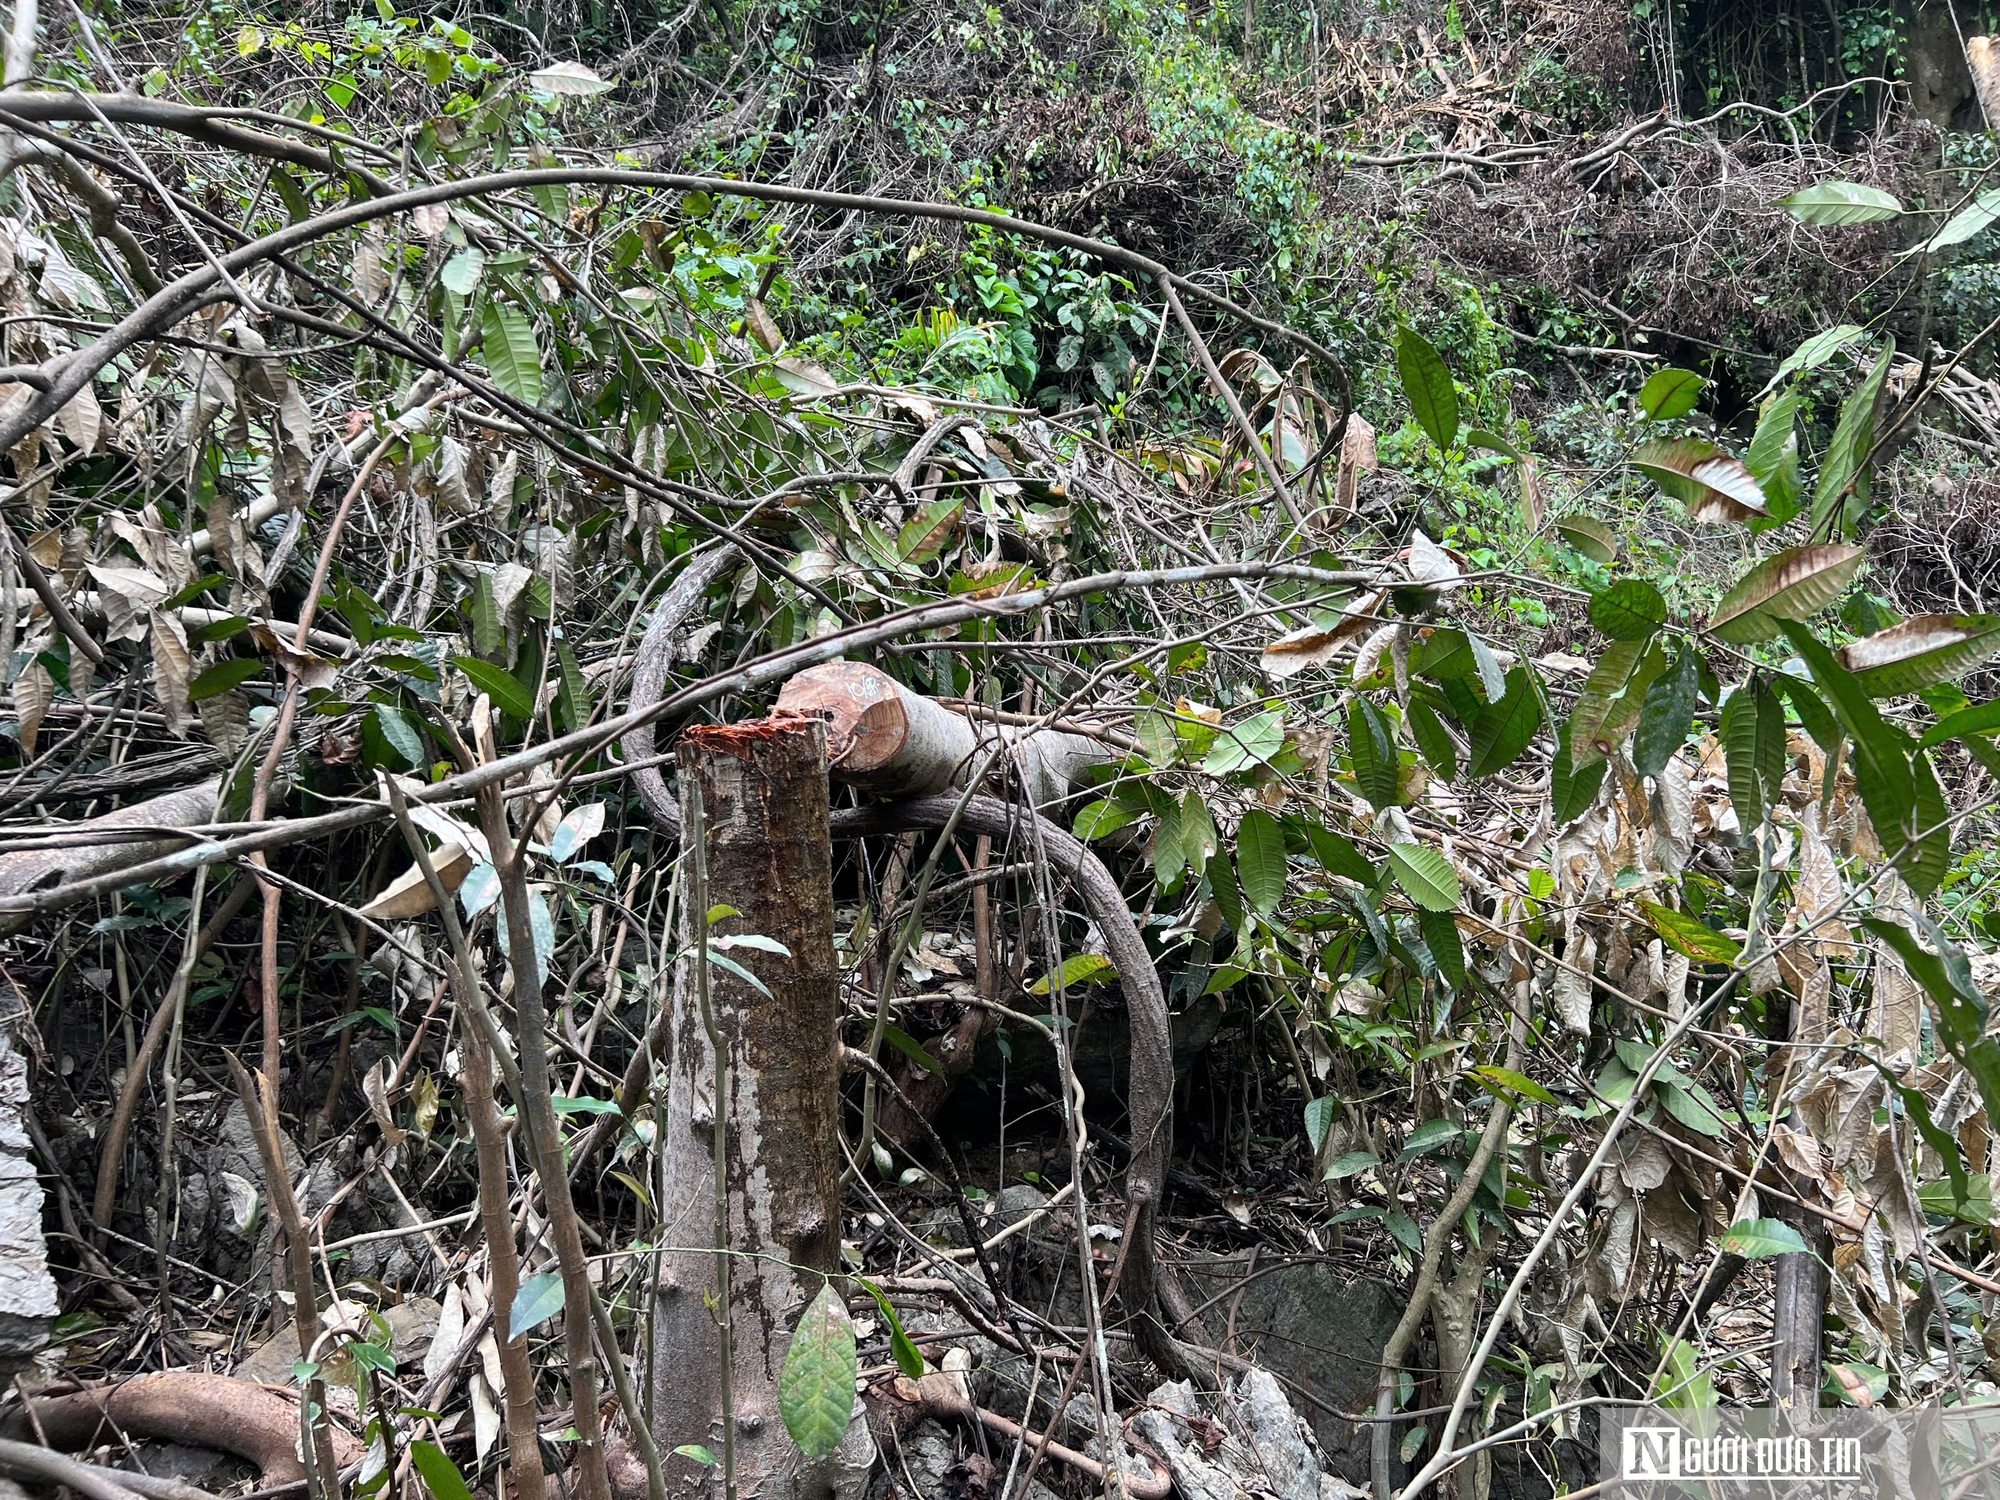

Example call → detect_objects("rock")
0 1009 56 1376
1133 1371 1369 1500
1181 1255 1403 1486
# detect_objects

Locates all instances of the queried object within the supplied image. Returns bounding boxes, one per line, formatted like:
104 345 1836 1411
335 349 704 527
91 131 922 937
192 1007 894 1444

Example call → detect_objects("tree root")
0 1375 364 1487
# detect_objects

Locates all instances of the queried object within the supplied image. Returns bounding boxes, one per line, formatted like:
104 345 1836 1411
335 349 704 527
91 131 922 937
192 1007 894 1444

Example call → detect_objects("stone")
1132 1369 1369 1500
0 1014 56 1377
1180 1254 1403 1486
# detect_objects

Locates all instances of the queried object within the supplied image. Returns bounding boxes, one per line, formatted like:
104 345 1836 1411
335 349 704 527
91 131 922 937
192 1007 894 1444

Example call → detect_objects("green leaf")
880 1025 944 1079
1029 953 1118 994
1569 639 1667 765
1708 544 1866 643
1072 799 1137 841
1395 325 1459 451
1550 725 1607 825
1208 847 1245 934
1907 750 1952 897
1780 621 1917 875
1655 1337 1715 1410
1659 1080 1727 1137
1406 695 1459 780
1386 843 1461 912
1420 907 1465 990
1589 579 1668 641
481 304 545 408
1920 699 2000 750
1179 791 1217 878
1838 615 2000 697
453 656 536 721
1719 678 1784 831
371 705 423 770
410 1442 474 1500
1348 699 1401 808
467 571 504 659
1467 668 1542 777
1717 1218 1812 1259
1638 367 1705 421
857 1278 926 1379
1918 187 2000 253
673 1446 719 1468
1555 515 1618 564
1918 1173 1993 1225
189 657 264 702
1642 902 1742 965
1633 645 1701 778
1304 1095 1338 1152
1812 340 1893 539
439 248 484 297
1400 1117 1462 1160
1776 181 1904 225
1235 809 1287 915
1202 707 1286 775
510 1272 565 1338
1472 1065 1557 1107
1745 386 1802 523
779 1282 858 1461
1304 822 1376 884
1761 324 1866 396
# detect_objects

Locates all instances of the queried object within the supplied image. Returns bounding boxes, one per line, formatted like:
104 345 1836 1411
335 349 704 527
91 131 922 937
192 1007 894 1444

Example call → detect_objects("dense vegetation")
8 3 2000 1500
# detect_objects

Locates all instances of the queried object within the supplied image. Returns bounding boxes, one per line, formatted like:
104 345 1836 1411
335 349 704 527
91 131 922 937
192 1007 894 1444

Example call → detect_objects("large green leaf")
1550 723 1607 824
410 1442 476 1500
1780 621 1916 875
1706 544 1865 643
1569 639 1667 765
1236 809 1287 916
481 304 545 408
1919 699 2000 751
1395 326 1459 451
1642 902 1742 965
1420 907 1465 990
780 1282 858 1461
1467 667 1542 777
1406 695 1459 780
1386 843 1462 912
1717 1218 1811 1259
1348 698 1401 808
1305 822 1377 884
1589 578 1668 641
1812 340 1893 539
454 655 536 720
1776 181 1904 225
1907 750 1952 897
1638 367 1705 420
1744 386 1802 523
1918 187 2000 253
1632 645 1700 778
1837 615 2000 697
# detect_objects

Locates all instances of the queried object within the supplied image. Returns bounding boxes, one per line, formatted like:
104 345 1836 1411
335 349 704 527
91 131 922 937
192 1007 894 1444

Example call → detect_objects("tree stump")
652 715 871 1500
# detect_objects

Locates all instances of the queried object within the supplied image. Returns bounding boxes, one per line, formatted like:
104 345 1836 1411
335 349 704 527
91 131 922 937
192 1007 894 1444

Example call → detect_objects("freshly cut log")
775 660 1106 808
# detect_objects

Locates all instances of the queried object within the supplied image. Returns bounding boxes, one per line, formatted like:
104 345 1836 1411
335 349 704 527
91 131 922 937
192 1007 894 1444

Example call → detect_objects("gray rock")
1134 1370 1369 1500
0 1019 55 1375
1185 1255 1402 1486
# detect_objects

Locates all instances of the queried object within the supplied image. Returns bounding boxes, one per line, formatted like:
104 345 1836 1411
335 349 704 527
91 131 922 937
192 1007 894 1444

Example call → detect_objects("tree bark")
652 716 872 1500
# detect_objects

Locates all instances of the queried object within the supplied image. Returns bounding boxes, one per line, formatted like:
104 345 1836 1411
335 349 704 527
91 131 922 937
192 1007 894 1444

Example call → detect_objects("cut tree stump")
651 715 873 1500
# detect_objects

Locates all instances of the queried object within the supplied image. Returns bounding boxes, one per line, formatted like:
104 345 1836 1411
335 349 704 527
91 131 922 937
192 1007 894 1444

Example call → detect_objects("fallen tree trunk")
653 715 873 1500
0 780 218 930
774 660 1107 808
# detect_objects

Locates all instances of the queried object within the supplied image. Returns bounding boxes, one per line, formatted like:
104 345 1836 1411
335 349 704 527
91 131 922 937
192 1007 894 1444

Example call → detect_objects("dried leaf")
149 608 192 736
1836 614 2000 697
11 661 51 757
360 842 475 921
